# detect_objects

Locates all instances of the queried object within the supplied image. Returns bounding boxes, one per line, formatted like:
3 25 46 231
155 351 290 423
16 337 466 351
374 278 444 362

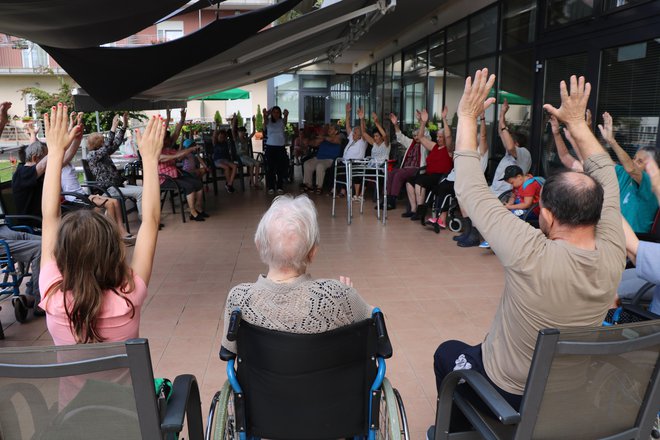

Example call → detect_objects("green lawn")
0 162 15 183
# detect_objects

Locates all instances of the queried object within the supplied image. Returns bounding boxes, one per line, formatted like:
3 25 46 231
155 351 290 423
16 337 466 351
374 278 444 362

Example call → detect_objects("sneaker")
267 189 275 195
277 188 285 195
190 214 206 222
437 220 447 229
479 241 490 249
352 195 363 203
425 217 438 225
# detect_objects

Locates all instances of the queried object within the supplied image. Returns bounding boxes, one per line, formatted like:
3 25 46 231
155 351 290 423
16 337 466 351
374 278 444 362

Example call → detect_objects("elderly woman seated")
221 194 373 354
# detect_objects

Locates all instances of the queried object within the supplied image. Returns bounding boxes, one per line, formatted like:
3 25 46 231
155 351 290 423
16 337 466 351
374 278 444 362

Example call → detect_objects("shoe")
226 184 236 194
159 223 164 230
479 241 490 249
425 217 438 225
437 220 447 229
268 189 275 195
200 211 210 218
189 214 206 222
411 213 421 221
33 306 46 317
277 188 284 195
386 204 396 210
426 426 436 440
453 217 472 241
401 211 414 218
352 195 363 203
457 227 481 248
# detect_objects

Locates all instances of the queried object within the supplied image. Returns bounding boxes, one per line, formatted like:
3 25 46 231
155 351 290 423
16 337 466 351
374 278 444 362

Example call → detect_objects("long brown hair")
48 210 135 343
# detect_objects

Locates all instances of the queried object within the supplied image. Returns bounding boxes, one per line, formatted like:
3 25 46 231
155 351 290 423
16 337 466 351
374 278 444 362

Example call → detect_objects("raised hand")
442 105 448 120
420 109 429 124
457 68 496 120
357 107 365 119
44 103 80 155
345 102 351 113
597 112 614 144
123 111 129 128
549 115 561 134
68 111 77 130
389 113 398 125
585 109 592 130
180 108 186 121
371 112 379 123
415 109 422 122
502 98 510 115
283 109 289 118
166 108 171 121
542 75 591 127
111 113 120 130
0 102 11 125
135 116 166 162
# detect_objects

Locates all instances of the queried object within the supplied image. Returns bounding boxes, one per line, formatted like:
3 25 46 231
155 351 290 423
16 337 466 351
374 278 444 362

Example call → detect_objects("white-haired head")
254 194 320 272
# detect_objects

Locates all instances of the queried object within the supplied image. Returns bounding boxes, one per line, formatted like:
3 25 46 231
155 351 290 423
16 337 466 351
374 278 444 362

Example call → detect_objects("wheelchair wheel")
377 378 408 439
448 218 462 233
212 381 239 440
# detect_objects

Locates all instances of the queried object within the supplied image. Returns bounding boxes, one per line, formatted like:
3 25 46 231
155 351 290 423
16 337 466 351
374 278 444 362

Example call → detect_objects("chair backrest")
80 159 97 182
0 339 162 440
235 319 382 439
516 322 660 440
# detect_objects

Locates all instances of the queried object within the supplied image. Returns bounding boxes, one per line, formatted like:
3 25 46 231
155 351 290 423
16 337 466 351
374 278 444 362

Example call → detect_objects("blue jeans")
0 225 41 301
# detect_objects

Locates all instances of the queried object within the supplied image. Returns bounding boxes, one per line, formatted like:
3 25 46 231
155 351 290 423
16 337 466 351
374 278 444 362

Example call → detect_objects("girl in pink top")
39 105 164 345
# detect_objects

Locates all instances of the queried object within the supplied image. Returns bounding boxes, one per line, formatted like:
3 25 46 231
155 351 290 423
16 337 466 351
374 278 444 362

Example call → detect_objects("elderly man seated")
221 194 372 354
429 70 626 436
302 125 343 194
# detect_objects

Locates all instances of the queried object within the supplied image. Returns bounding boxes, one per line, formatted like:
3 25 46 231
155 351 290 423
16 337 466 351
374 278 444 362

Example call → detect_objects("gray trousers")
0 225 41 302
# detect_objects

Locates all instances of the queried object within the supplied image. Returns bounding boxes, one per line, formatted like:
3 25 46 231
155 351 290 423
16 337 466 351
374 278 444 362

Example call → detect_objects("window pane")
445 63 466 130
404 42 428 75
546 0 594 28
392 79 401 120
598 40 660 157
301 77 328 89
429 31 445 72
330 75 350 122
276 91 299 123
429 70 444 124
603 0 645 10
502 0 537 48
446 21 468 64
393 53 402 79
470 6 498 58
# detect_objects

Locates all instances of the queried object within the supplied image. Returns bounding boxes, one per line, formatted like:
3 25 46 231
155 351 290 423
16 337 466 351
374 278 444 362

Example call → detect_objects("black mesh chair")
0 338 203 439
429 320 660 440
207 309 409 440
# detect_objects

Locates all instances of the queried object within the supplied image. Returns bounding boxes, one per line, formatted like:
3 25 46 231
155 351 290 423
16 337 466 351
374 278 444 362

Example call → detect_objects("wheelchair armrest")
440 370 521 425
372 310 393 359
6 225 35 234
219 346 236 361
636 232 660 243
623 303 660 321
630 282 656 306
161 374 203 437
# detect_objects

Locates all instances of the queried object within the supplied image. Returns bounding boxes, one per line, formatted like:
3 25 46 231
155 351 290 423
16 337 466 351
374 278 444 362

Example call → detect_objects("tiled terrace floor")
0 186 505 439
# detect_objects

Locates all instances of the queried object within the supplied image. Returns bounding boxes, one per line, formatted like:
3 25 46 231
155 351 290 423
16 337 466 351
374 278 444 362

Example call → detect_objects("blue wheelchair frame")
225 308 388 440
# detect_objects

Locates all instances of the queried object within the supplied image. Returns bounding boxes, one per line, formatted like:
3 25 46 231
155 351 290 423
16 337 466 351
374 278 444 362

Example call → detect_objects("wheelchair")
424 180 462 234
207 308 410 440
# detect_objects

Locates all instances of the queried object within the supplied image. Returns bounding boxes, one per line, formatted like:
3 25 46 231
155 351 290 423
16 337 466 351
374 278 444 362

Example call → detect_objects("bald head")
541 170 603 227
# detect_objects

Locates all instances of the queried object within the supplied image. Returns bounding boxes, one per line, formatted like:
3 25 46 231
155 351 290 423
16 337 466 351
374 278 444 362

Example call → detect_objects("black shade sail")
42 0 301 107
0 0 189 49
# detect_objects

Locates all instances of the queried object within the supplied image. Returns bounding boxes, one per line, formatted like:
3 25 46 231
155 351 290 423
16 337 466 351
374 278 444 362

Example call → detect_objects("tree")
255 105 264 132
236 110 244 128
214 110 223 126
20 77 146 133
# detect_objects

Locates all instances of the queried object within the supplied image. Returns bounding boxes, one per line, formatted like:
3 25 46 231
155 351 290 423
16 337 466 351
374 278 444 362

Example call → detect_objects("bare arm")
598 112 641 184
62 113 84 167
345 103 352 134
418 110 435 152
230 113 238 140
159 147 197 162
358 107 375 145
169 109 185 147
550 115 582 171
373 112 389 145
498 99 517 157
132 117 165 284
478 114 488 157
646 157 660 206
0 102 10 137
505 196 534 210
622 217 639 265
442 106 454 154
282 109 289 127
42 104 81 266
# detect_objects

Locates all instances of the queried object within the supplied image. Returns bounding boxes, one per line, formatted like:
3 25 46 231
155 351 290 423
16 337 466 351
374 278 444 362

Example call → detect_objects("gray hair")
254 194 320 271
25 141 47 161
413 128 431 138
638 146 660 166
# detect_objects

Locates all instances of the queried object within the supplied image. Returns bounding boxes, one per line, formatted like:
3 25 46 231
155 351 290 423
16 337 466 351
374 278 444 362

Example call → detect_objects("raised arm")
164 109 171 131
169 109 186 148
646 157 660 206
418 110 435 152
0 102 11 138
25 123 38 144
62 113 84 167
230 113 239 140
282 108 289 127
550 115 582 171
160 146 198 162
478 113 488 157
249 116 256 139
42 104 82 266
498 99 517 158
358 107 375 145
373 112 389 145
389 113 412 148
544 76 624 249
441 106 454 154
131 116 165 284
345 103 352 134
598 112 641 184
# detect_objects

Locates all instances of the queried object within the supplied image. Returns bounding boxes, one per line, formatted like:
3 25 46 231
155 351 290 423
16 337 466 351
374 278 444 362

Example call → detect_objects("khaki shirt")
454 151 626 395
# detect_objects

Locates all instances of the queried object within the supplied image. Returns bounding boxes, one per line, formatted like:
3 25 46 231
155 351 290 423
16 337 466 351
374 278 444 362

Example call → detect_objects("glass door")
302 94 327 126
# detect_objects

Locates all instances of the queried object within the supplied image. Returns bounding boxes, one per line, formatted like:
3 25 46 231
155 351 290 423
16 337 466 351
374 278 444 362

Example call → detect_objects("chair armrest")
636 233 660 243
220 346 236 361
61 192 95 207
80 183 113 197
440 370 521 425
161 374 203 438
631 282 656 305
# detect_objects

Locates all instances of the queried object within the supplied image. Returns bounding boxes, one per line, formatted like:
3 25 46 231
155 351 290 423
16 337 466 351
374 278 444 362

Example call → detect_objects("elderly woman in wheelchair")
208 194 409 440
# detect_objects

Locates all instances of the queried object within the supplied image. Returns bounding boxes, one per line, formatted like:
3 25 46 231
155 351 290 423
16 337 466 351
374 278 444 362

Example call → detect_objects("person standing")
263 106 289 195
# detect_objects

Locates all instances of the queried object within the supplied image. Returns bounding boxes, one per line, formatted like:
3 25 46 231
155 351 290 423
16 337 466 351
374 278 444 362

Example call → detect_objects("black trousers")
265 145 289 190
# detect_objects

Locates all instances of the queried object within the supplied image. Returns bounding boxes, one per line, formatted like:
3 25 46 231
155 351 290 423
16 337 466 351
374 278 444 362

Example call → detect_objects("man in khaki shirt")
433 71 626 414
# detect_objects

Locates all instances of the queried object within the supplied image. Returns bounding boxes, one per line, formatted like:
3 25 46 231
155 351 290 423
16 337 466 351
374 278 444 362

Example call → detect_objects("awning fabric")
488 89 532 105
0 0 189 49
42 0 301 107
190 88 251 100
142 0 377 101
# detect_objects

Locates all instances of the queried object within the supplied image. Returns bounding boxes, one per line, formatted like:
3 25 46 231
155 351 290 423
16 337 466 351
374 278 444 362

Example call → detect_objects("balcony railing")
0 34 66 74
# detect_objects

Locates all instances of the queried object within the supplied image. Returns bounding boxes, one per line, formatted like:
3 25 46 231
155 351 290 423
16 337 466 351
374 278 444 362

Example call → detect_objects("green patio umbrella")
189 88 250 101
488 89 531 105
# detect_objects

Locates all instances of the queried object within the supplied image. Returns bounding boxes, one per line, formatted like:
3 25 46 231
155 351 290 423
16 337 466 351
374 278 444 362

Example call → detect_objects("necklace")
269 274 301 283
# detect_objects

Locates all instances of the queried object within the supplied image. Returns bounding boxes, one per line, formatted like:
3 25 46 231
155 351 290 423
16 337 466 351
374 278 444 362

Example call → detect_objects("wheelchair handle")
373 309 387 340
227 309 242 342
